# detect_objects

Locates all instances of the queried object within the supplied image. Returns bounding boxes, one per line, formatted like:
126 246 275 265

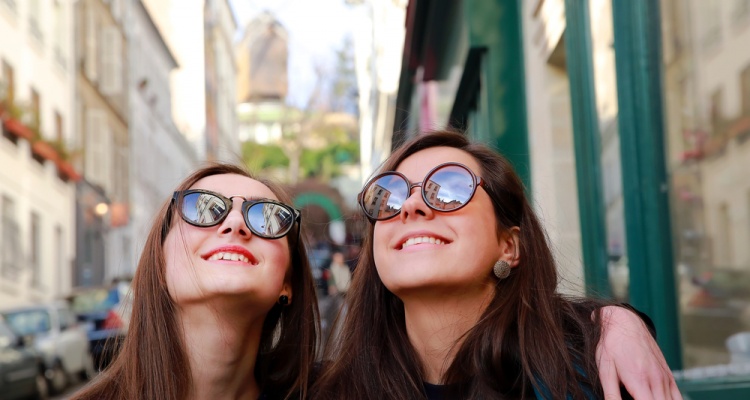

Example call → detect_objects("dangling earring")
493 260 511 280
278 294 289 306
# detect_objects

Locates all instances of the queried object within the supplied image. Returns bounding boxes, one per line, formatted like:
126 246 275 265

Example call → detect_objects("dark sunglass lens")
361 174 409 219
425 165 475 211
246 202 294 238
181 192 228 225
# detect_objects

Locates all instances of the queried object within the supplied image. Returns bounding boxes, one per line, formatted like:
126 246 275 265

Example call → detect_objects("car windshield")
4 310 51 335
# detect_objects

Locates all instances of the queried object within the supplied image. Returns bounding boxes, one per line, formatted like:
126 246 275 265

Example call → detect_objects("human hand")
596 306 682 399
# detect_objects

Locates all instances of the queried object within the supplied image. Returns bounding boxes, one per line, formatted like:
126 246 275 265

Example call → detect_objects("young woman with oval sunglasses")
72 164 319 400
313 130 680 399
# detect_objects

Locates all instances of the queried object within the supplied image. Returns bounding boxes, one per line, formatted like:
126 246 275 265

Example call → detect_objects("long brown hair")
73 163 319 400
312 130 607 399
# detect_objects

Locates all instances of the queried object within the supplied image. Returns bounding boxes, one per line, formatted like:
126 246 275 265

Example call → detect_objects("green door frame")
612 0 682 369
563 0 611 297
293 192 343 221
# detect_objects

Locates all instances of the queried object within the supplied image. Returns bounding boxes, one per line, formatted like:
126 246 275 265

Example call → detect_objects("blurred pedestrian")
327 251 351 297
313 130 681 399
72 163 318 400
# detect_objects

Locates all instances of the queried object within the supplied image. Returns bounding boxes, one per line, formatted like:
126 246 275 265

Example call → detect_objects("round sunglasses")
358 162 485 221
172 189 301 239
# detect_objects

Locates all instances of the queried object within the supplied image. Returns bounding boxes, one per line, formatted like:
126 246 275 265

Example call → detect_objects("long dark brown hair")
312 130 607 399
73 163 319 400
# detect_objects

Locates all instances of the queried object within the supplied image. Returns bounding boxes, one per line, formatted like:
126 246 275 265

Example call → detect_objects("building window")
710 88 724 135
741 64 750 114
101 26 123 95
28 0 43 43
733 0 750 27
54 225 62 293
1 59 14 107
701 2 723 52
717 203 733 267
30 88 40 132
85 3 99 82
85 109 110 187
29 212 41 288
53 0 65 68
54 111 63 142
1 195 21 281
1 60 16 145
1 0 17 14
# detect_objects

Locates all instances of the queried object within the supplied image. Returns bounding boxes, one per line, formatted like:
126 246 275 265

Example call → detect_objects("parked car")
1 302 94 394
66 281 132 371
0 317 48 400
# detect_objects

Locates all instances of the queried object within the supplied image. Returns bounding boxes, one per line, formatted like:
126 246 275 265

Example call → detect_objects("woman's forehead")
396 147 481 176
189 174 278 200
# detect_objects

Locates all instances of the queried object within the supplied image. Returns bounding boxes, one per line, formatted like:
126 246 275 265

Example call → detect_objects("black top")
423 382 465 400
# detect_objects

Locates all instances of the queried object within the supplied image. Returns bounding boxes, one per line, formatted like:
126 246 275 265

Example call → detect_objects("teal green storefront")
393 0 750 397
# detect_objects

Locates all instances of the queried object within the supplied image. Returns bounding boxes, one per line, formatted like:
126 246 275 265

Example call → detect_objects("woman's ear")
498 226 521 268
279 283 292 305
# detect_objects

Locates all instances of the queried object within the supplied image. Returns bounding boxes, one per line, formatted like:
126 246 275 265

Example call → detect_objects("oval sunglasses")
358 162 486 221
172 189 301 240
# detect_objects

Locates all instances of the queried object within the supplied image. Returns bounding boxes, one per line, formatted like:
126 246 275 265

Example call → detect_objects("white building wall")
0 0 76 306
210 0 239 162
142 0 206 160
353 0 407 180
123 0 197 277
521 0 585 295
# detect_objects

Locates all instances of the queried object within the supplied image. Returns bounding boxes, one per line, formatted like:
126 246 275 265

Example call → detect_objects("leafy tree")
242 141 288 172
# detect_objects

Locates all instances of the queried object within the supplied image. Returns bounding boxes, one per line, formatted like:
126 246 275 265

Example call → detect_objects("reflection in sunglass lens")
181 192 228 225
360 163 479 220
246 202 294 237
425 165 475 211
361 174 409 220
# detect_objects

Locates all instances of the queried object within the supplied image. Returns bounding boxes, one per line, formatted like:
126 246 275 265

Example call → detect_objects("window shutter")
101 27 122 95
86 109 110 189
85 4 98 82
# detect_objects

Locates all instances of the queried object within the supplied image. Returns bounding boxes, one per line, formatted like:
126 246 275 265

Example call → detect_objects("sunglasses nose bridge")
407 181 423 195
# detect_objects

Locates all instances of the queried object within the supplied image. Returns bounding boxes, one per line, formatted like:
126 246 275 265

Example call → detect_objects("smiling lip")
202 245 258 265
394 230 451 250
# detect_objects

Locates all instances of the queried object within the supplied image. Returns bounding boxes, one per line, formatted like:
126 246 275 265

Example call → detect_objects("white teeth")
207 252 251 263
401 236 445 249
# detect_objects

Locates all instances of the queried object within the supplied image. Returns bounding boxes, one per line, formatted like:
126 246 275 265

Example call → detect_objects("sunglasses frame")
172 189 301 240
358 162 485 221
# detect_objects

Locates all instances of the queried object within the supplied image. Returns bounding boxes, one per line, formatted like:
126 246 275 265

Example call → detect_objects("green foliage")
299 141 359 180
242 141 289 172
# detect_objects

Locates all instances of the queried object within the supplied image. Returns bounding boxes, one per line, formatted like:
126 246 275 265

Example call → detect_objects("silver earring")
493 260 511 279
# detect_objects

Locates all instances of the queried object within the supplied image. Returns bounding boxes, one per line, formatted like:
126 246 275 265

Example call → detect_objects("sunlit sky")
229 0 358 108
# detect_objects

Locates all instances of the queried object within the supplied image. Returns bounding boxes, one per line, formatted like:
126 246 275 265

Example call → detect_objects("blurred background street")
2 0 750 398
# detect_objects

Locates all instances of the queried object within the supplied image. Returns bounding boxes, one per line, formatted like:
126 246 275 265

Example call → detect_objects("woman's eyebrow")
235 195 275 202
246 196 272 201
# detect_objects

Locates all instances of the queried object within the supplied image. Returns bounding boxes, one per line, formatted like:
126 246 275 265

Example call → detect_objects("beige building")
0 0 78 306
74 0 130 285
350 0 408 180
204 0 238 162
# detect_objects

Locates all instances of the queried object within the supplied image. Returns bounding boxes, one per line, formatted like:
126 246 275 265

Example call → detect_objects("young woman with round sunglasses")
72 163 319 400
313 130 681 399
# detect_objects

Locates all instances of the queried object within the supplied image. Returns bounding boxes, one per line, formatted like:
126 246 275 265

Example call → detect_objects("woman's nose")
399 184 434 222
218 199 250 237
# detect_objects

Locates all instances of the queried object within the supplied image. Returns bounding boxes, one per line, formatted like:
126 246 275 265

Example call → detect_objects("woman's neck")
178 303 266 400
401 286 494 384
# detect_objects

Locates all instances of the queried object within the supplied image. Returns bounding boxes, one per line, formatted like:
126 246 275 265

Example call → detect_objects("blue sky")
229 0 357 108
